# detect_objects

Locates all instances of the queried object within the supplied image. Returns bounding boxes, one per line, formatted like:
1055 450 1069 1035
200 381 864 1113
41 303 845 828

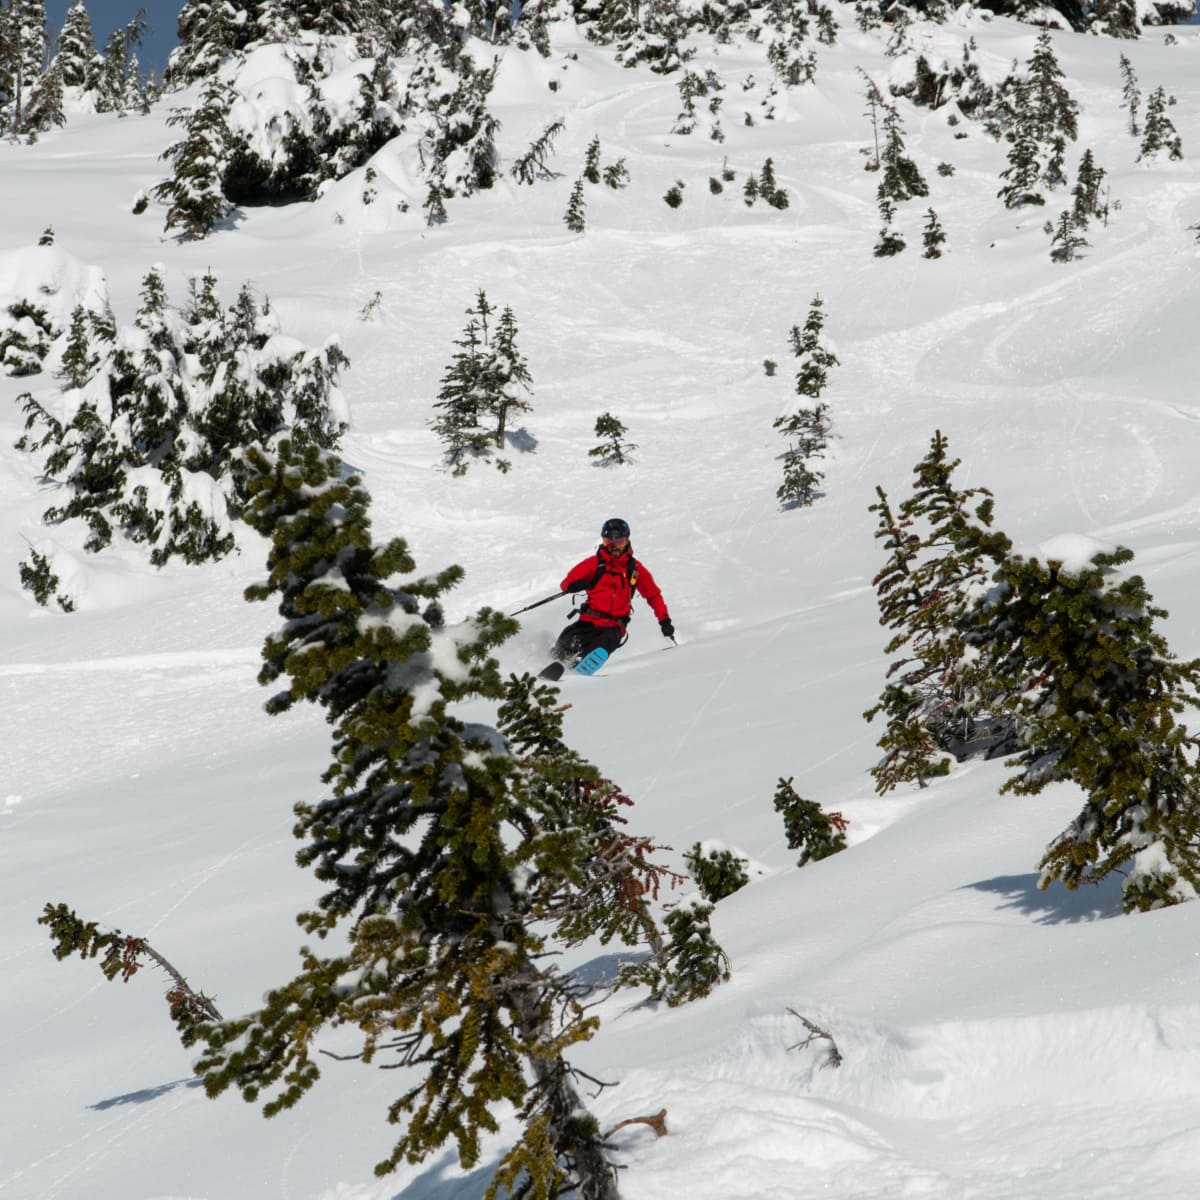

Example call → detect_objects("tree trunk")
509 962 622 1200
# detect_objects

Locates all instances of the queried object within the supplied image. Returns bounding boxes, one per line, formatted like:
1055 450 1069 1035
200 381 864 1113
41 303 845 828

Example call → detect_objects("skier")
541 517 675 678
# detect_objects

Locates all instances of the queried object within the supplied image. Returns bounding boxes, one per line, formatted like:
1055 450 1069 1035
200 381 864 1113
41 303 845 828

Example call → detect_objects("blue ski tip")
573 648 609 676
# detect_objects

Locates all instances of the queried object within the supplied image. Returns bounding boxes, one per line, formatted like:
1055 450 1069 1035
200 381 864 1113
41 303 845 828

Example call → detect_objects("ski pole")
510 590 566 617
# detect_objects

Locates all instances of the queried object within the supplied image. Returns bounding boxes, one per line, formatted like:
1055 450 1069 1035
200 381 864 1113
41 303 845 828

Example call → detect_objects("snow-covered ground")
5 11 1200 1199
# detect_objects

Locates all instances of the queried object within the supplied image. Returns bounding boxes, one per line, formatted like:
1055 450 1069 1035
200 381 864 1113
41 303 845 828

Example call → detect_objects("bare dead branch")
602 1108 668 1141
786 1009 843 1069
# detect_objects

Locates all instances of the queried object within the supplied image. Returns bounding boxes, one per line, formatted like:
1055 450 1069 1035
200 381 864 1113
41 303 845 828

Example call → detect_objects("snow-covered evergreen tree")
588 412 637 466
684 843 750 902
1071 148 1107 224
962 538 1200 912
195 439 623 1198
154 76 235 240
15 267 348 569
1138 86 1183 163
864 431 1012 792
93 9 149 114
655 902 730 1006
876 103 928 204
430 291 531 473
1045 210 1089 262
55 0 94 88
1 0 47 134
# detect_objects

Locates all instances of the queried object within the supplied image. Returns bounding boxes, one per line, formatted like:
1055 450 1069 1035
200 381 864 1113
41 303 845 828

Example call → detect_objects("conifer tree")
876 103 928 205
864 431 1012 792
93 9 148 114
784 295 838 404
56 0 95 88
20 53 64 135
997 120 1046 209
683 843 750 902
589 412 637 466
16 268 347 568
1045 210 1089 263
583 134 601 183
430 292 532 471
1138 86 1183 163
772 777 848 867
1118 53 1140 137
195 439 623 1198
489 304 533 448
430 300 493 472
565 177 586 231
776 406 830 508
921 208 946 258
1093 0 1140 38
1024 31 1078 149
1 0 47 134
1071 149 1107 225
874 197 906 257
511 119 564 185
759 156 788 208
154 77 235 240
655 902 730 1006
859 69 884 172
962 539 1200 912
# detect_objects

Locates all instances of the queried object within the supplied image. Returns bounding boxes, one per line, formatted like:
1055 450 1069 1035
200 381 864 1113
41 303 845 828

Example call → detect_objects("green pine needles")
430 290 533 474
684 842 751 902
774 296 837 508
195 437 672 1197
773 777 848 867
868 431 1200 913
14 266 348 575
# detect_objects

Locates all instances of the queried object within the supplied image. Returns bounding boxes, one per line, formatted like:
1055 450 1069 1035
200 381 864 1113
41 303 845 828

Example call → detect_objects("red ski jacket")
561 546 669 629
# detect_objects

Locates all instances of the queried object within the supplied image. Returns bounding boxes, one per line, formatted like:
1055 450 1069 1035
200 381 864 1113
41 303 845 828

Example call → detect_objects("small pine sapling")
664 179 685 208
683 843 751 902
511 119 565 185
1045 210 1089 263
1071 149 1107 225
656 902 731 1006
18 545 75 611
603 158 630 188
1138 86 1183 162
743 174 759 206
588 412 637 466
583 135 601 184
859 69 884 171
759 157 789 209
1119 53 1140 137
772 777 848 868
874 198 906 257
565 178 586 232
922 208 946 259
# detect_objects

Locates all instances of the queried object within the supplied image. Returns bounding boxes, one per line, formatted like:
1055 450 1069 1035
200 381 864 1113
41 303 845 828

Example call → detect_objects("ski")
574 647 609 676
537 647 609 682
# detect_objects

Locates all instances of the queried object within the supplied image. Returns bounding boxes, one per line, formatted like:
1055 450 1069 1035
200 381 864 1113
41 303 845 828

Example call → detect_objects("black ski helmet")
601 517 630 539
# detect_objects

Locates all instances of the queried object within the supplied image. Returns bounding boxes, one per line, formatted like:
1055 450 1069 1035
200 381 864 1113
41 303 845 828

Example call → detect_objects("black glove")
660 617 675 639
565 579 587 594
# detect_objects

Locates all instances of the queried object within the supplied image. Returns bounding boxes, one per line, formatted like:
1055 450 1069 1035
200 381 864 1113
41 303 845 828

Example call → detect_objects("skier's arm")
561 558 596 593
635 564 670 622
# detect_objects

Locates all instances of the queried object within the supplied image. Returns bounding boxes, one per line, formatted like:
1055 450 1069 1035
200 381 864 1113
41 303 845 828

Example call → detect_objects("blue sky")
46 1 180 74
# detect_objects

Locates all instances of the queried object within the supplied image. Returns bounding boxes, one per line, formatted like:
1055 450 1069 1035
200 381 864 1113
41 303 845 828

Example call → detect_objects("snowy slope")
5 11 1200 1200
